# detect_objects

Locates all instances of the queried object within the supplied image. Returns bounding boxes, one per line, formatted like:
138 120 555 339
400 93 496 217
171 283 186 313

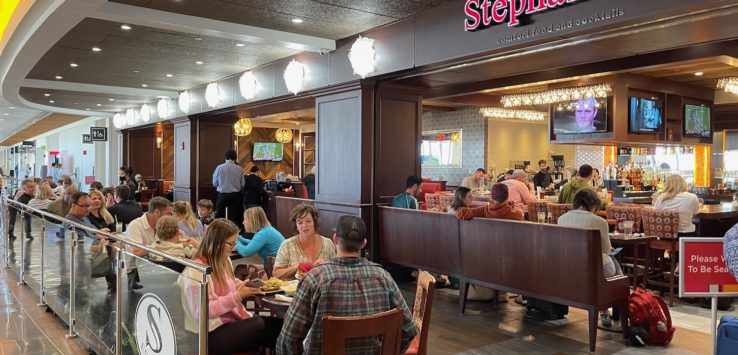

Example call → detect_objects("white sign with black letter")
82 134 92 144
135 293 177 355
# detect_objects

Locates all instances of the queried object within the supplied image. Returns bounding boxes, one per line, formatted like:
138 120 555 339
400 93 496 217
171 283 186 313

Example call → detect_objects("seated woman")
88 189 116 230
558 189 623 327
237 207 285 269
28 183 55 211
152 216 195 261
455 183 523 221
174 201 205 241
273 205 336 280
447 186 472 214
653 174 701 236
179 219 282 354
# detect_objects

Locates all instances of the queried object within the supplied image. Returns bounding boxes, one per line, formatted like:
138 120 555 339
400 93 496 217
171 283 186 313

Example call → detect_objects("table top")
254 294 292 317
608 234 657 244
695 203 738 220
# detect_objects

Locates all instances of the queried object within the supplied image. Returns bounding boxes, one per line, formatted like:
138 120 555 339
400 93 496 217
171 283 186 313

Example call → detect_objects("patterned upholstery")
439 194 454 209
424 193 440 210
547 203 573 224
641 209 680 239
724 223 738 281
607 205 644 232
528 201 549 223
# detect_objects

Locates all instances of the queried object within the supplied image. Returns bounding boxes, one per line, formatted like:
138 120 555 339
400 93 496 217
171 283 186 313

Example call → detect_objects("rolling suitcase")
527 298 569 320
717 315 738 355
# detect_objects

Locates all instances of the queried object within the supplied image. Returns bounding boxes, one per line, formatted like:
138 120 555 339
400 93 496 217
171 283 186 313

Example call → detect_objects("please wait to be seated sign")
679 237 738 297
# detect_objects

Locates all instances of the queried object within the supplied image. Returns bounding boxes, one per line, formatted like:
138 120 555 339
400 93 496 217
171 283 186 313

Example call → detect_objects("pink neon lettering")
464 0 482 31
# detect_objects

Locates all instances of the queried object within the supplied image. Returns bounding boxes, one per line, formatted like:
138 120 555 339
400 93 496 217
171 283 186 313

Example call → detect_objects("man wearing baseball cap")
277 215 417 354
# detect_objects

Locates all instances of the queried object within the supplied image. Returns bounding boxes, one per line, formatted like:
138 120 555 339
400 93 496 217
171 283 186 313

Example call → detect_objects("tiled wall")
575 145 605 175
422 108 487 185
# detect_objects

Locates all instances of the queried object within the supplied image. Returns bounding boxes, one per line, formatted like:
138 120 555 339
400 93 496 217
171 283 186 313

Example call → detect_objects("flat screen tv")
553 97 607 134
684 104 711 138
629 96 663 133
252 142 284 161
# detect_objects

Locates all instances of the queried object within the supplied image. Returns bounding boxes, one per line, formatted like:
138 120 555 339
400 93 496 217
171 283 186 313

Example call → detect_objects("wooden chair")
405 271 435 355
642 209 681 306
527 201 549 222
607 204 644 232
424 193 440 211
547 203 573 224
322 308 404 355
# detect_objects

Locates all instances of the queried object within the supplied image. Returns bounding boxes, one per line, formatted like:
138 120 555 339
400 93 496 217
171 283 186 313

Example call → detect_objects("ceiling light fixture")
283 59 306 95
480 107 547 121
44 93 50 97
113 113 124 129
70 63 78 67
140 104 152 123
348 36 376 79
236 43 245 47
121 24 131 30
85 108 91 111
9 107 15 109
205 82 222 108
141 84 148 87
55 75 62 80
194 37 202 41
501 83 612 107
3 113 9 116
109 98 115 101
96 104 102 107
695 72 704 76
717 77 738 95
178 91 191 113
125 108 138 125
233 117 253 137
157 98 172 119
49 100 55 103
292 18 303 24
165 73 173 77
239 71 258 100
92 47 101 52
195 60 204 65
275 128 293 143
133 70 140 73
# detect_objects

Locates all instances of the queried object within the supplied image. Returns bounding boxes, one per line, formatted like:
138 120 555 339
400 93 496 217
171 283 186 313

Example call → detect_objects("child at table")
197 199 215 227
151 216 195 261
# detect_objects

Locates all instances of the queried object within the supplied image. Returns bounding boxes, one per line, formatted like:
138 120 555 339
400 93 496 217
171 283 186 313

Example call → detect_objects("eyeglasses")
73 203 91 209
224 240 236 248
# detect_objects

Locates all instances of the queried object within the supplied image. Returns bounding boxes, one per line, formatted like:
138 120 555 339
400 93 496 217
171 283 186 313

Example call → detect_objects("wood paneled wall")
161 123 174 180
236 127 296 179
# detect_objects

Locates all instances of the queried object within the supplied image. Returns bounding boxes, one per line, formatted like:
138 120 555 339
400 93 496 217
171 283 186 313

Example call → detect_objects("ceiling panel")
0 98 46 145
0 113 86 146
19 87 162 113
110 0 453 40
25 18 301 91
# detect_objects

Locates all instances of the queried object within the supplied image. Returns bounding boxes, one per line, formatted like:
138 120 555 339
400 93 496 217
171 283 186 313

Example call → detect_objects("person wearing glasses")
63 191 99 240
124 197 173 290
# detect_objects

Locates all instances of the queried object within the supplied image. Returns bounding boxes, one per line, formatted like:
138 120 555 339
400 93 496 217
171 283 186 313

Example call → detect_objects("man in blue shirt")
391 175 423 209
212 150 245 228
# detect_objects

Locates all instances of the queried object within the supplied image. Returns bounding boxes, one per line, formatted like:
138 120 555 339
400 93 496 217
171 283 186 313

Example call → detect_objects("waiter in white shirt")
212 150 245 229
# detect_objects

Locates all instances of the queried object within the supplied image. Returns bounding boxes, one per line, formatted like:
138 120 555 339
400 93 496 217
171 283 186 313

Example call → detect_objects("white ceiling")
0 98 46 143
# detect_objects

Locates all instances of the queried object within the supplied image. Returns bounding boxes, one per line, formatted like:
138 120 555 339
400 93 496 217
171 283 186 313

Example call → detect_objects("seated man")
276 216 417 353
456 183 523 221
502 169 535 213
391 175 423 210
461 168 487 189
108 185 143 231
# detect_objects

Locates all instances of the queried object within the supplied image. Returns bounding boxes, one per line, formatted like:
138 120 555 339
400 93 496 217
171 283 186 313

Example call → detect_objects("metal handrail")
2 196 211 274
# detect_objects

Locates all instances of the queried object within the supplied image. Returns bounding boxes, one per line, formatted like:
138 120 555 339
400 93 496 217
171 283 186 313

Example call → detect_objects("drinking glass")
623 220 634 237
115 222 123 234
537 212 546 224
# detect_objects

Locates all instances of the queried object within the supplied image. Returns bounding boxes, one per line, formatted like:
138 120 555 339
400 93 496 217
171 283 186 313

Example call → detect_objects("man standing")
212 150 244 228
242 165 266 210
391 175 423 209
558 164 598 204
125 197 173 290
461 168 487 190
533 160 554 191
276 216 417 354
108 185 143 231
8 178 36 239
502 169 536 213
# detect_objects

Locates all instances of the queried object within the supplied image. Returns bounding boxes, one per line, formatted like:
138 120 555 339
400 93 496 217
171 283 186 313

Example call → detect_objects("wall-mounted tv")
253 142 284 161
629 96 663 133
684 104 711 138
553 97 607 134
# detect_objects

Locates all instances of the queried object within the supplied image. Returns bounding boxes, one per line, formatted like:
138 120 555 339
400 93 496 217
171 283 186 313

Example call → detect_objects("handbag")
90 244 113 278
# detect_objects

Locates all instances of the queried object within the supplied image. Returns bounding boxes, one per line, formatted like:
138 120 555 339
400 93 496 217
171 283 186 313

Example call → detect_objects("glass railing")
1 196 211 355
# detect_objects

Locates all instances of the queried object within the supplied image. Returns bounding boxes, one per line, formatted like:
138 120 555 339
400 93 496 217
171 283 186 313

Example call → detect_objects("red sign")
679 238 738 297
464 0 582 30
84 176 95 185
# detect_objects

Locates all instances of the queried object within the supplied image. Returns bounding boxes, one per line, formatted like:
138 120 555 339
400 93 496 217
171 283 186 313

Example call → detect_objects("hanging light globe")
275 128 293 143
233 117 253 137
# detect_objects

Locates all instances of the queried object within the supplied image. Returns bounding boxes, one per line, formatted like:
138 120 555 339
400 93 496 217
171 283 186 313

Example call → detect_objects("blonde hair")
243 207 271 233
156 216 180 242
89 189 115 225
37 183 54 200
195 219 238 286
173 201 198 233
658 175 690 203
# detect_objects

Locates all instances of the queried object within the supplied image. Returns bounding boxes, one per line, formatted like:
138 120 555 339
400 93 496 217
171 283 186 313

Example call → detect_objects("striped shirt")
276 257 417 354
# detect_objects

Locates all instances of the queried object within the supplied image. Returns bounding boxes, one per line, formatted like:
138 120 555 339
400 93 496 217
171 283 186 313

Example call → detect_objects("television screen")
252 142 284 161
629 97 663 133
684 104 711 137
553 97 607 134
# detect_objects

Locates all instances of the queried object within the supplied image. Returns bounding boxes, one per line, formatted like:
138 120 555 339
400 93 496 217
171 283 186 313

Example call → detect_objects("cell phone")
609 247 623 256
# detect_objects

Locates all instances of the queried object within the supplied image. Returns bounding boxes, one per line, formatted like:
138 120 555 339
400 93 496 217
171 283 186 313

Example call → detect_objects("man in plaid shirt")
276 215 417 354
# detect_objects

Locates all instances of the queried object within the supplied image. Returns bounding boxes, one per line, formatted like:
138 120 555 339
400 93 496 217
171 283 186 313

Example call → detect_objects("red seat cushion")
404 336 420 355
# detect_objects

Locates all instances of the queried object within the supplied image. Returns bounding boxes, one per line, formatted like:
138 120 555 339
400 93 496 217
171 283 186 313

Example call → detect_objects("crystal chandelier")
479 107 547 121
717 77 738 95
500 84 611 107
348 36 376 79
233 117 253 137
275 128 293 143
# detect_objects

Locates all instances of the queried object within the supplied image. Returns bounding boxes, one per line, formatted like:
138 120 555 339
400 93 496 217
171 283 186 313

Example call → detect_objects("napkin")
275 294 294 303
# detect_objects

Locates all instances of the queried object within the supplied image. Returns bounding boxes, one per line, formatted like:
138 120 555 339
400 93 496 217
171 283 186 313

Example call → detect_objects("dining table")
253 294 293 318
609 233 657 286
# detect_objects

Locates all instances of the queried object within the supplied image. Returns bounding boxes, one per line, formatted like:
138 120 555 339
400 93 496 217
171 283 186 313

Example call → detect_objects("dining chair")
642 209 680 306
405 271 436 355
424 193 440 211
528 201 549 222
322 308 404 355
547 203 573 224
607 204 644 232
439 194 454 210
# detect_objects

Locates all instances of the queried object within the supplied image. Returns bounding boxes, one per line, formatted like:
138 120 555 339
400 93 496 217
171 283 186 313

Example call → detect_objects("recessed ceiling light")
141 84 148 87
70 63 78 67
9 107 15 109
133 70 140 73
49 100 55 103
44 93 50 97
55 75 63 80
194 37 202 41
3 113 8 116
195 61 204 65
121 24 131 30
92 47 101 52
109 98 115 101
96 104 102 107
165 73 173 77
695 72 704 76
74 102 79 104
85 108 91 111
236 43 245 47
292 18 303 24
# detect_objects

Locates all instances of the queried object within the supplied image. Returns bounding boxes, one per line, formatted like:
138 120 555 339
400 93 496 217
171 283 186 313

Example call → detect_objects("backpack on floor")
628 285 675 346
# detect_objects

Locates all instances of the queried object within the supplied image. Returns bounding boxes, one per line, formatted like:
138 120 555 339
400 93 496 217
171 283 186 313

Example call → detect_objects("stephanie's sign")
464 0 583 30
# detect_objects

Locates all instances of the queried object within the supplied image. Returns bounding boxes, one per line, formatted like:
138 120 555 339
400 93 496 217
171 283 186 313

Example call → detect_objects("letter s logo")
465 0 482 31
146 304 164 353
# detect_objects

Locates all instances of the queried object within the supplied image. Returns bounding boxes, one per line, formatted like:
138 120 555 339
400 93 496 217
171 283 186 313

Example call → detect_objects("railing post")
1 197 7 269
18 207 25 285
115 248 123 355
65 228 77 339
199 273 209 355
37 219 46 306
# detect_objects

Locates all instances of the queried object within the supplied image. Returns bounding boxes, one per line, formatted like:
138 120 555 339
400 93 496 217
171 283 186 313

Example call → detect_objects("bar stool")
528 201 549 222
642 209 680 306
607 204 644 232
547 203 572 224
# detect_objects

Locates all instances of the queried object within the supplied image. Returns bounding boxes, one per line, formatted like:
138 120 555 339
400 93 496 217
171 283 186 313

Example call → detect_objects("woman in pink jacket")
180 219 282 354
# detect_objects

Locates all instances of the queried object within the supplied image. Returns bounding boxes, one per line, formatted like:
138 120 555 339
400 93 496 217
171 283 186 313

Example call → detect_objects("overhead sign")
91 127 108 141
21 140 35 147
464 0 584 30
135 293 176 355
82 134 92 144
679 237 738 297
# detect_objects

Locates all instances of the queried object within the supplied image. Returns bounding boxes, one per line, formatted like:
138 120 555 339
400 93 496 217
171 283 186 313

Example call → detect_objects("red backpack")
628 286 675 346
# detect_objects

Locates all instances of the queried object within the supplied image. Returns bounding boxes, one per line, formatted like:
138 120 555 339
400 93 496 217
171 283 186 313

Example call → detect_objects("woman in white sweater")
653 175 700 235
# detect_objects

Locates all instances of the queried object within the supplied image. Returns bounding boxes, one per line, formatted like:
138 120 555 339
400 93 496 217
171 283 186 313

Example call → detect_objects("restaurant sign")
679 238 738 297
465 0 583 30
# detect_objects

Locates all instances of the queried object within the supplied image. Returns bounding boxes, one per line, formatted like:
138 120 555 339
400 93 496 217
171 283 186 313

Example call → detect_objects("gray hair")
512 169 527 179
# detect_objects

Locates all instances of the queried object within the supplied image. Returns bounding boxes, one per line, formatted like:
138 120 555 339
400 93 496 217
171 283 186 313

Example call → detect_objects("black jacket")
243 174 267 208
533 170 553 189
108 200 143 230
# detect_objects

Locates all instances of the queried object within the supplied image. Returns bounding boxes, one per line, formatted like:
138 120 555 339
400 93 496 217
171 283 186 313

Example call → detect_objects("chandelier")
348 36 376 79
233 117 253 137
500 83 611 107
284 60 306 95
480 107 547 121
275 128 293 143
717 77 738 95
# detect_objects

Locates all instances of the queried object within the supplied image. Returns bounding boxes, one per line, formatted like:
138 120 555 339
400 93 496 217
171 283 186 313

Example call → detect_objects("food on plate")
261 277 288 292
